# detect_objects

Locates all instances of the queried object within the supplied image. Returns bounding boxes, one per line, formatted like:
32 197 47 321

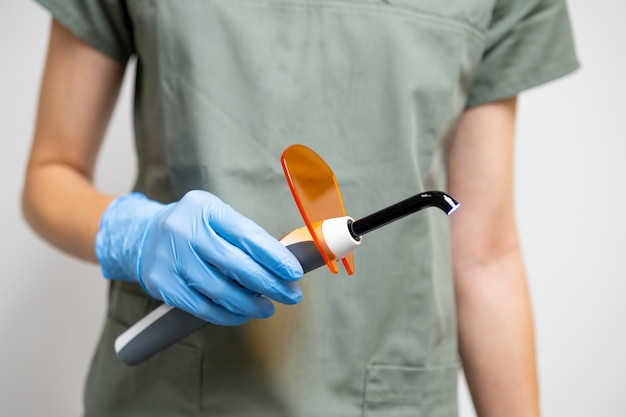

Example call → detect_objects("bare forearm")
456 248 539 417
447 97 539 415
22 19 126 262
22 162 113 262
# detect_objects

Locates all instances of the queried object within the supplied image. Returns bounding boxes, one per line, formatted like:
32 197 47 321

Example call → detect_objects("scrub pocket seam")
362 363 458 416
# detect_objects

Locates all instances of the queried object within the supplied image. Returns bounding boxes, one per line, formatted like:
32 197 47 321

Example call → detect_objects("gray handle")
115 240 323 366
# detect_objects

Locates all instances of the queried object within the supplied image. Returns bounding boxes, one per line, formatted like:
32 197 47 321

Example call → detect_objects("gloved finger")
158 279 251 326
218 249 302 305
181 255 276 319
205 202 304 281
195 227 302 304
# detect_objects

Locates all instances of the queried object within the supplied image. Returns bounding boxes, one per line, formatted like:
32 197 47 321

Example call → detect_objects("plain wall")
1 1 624 416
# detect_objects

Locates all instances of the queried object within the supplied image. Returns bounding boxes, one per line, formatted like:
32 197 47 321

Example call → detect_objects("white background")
1 1 624 416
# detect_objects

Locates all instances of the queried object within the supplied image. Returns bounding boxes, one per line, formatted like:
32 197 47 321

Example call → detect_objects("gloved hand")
95 190 303 325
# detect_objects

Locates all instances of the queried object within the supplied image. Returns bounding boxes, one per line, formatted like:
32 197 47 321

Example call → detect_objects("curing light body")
114 191 459 366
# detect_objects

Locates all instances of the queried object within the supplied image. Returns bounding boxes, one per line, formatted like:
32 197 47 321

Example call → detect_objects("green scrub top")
35 1 578 416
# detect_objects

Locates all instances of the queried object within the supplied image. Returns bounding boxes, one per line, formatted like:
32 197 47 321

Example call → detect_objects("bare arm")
448 97 540 416
22 19 127 262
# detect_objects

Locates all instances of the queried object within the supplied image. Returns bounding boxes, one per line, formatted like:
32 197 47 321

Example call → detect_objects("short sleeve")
466 0 579 107
34 0 134 62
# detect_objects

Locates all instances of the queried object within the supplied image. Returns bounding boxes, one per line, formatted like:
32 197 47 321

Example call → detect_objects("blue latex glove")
95 191 303 325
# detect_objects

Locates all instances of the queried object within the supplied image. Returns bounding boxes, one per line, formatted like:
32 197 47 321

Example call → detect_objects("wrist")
95 192 164 282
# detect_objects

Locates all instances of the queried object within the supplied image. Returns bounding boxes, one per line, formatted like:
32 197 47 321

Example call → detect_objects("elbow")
451 232 525 278
21 173 41 235
20 161 56 239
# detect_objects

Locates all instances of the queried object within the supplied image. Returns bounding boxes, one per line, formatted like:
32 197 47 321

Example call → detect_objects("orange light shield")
281 144 355 275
